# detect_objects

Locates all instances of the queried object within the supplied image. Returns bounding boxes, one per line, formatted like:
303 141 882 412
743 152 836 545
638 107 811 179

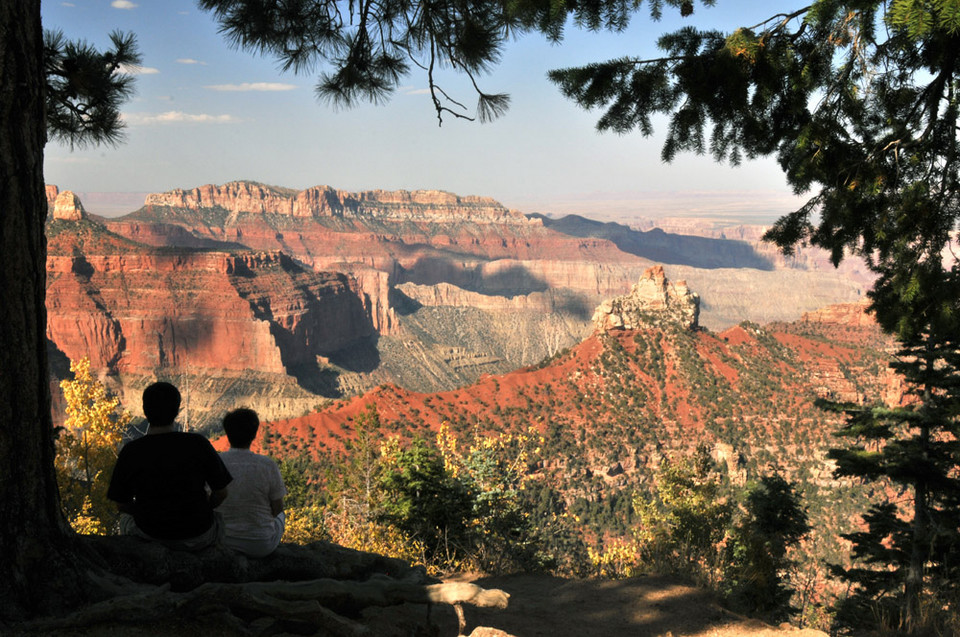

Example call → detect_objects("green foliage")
198 0 727 124
378 437 475 563
545 1 960 362
722 474 810 622
825 325 960 634
632 450 732 584
199 0 512 123
440 423 563 572
339 404 383 508
44 29 141 148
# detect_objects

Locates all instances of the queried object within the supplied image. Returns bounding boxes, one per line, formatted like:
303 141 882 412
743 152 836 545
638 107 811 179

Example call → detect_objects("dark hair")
223 408 260 448
142 382 181 428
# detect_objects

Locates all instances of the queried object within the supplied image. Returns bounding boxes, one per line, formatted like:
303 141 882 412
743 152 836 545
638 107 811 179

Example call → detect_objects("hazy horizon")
64 183 802 227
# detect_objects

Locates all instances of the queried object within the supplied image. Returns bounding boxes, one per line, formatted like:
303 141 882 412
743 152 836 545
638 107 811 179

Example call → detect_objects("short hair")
142 382 181 428
223 408 260 448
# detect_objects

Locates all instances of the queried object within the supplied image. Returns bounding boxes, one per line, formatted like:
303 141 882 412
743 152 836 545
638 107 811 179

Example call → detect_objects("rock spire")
593 265 700 331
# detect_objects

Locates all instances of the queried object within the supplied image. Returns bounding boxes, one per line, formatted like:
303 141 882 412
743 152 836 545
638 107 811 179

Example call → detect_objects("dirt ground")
363 573 830 637
25 572 830 636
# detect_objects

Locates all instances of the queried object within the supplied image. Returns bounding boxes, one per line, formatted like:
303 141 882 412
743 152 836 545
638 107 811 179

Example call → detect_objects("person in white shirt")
218 408 287 557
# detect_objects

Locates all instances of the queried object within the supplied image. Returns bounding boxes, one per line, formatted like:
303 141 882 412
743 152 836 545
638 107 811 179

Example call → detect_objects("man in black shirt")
107 382 231 550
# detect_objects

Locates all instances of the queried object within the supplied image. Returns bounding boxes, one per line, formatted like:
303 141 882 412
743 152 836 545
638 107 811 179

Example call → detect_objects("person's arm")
270 497 284 517
200 436 232 508
107 447 135 514
209 487 228 509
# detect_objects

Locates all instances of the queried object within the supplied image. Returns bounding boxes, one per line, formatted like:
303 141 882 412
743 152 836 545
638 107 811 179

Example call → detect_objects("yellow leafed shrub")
55 356 131 534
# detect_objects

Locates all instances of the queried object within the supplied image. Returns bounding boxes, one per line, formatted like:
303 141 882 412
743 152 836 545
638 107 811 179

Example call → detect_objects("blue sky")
41 0 804 220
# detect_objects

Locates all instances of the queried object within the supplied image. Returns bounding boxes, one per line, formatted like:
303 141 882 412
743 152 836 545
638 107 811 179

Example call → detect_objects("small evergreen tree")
377 437 474 565
723 474 810 622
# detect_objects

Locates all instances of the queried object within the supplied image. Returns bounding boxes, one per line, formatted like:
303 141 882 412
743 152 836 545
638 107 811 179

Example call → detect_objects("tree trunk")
905 475 927 631
0 0 85 622
904 348 935 632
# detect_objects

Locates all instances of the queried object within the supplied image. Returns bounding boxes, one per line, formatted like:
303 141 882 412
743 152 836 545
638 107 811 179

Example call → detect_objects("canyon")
44 182 873 429
247 266 897 582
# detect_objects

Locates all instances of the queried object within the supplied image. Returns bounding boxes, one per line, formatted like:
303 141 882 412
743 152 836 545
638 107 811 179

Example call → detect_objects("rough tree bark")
0 0 91 623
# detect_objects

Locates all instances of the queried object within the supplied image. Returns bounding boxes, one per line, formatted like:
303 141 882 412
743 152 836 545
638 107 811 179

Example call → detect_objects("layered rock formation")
143 181 530 224
51 190 87 221
593 265 700 331
397 282 556 312
45 205 382 427
43 181 877 424
801 299 873 326
46 184 60 209
110 181 870 336
47 248 373 375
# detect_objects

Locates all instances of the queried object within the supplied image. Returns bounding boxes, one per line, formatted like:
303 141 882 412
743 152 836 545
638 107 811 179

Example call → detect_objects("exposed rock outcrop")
47 248 373 375
52 190 87 221
46 184 60 210
143 180 532 224
45 215 382 428
397 282 557 312
592 265 700 331
801 299 873 326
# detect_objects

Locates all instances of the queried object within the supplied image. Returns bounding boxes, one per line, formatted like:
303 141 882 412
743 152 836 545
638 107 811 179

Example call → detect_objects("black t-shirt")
107 431 232 540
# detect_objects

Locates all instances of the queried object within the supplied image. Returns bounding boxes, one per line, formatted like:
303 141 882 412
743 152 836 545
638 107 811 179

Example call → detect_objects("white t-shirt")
218 448 287 541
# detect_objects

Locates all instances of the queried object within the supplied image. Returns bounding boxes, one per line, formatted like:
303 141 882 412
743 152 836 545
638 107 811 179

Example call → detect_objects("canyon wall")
142 181 532 224
46 248 373 377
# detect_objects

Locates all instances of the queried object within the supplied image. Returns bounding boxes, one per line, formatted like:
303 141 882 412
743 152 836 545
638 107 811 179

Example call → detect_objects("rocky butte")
592 265 700 331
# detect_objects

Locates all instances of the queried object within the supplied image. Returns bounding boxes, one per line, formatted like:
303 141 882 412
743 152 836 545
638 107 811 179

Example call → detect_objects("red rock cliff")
46 227 375 377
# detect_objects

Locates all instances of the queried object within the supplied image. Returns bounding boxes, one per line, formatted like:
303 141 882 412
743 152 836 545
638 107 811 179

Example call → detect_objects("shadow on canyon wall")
554 293 594 320
531 213 776 271
394 262 594 321
400 257 550 296
389 287 423 317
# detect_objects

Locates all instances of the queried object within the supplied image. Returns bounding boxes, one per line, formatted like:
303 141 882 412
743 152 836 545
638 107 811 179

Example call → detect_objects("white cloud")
405 88 431 95
111 0 138 9
122 111 240 125
117 63 159 75
176 58 206 65
61 2 76 6
204 82 297 92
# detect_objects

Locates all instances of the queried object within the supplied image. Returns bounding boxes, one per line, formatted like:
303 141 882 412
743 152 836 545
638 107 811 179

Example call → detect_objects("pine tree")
825 272 960 632
723 474 810 622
